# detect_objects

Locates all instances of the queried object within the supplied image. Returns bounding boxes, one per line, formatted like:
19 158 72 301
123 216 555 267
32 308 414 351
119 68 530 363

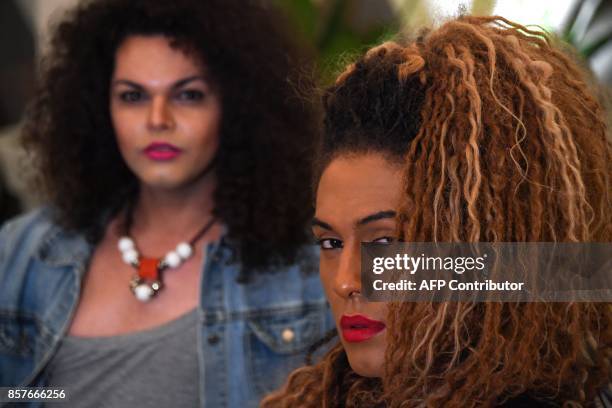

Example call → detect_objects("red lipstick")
144 142 182 161
340 314 386 343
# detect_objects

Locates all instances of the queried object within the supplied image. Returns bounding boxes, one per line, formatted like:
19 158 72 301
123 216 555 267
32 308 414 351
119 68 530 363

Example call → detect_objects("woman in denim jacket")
0 0 332 406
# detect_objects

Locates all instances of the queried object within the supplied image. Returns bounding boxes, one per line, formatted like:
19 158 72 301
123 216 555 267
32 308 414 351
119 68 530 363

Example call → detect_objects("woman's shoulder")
0 207 83 271
0 207 59 250
0 207 92 297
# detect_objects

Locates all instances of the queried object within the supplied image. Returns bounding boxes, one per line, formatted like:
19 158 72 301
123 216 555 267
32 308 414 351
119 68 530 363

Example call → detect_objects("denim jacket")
0 209 333 407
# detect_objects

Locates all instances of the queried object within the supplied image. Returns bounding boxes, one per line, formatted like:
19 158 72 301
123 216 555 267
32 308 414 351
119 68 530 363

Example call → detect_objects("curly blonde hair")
263 16 611 407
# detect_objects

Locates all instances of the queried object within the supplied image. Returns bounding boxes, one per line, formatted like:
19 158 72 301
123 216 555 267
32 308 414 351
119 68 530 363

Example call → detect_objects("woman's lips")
340 314 386 343
144 142 182 161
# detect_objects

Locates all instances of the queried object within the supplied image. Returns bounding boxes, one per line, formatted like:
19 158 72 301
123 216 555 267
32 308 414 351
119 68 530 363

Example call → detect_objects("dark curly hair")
314 43 427 182
23 0 320 276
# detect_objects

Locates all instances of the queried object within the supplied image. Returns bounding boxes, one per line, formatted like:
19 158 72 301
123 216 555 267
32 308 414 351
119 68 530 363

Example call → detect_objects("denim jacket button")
281 328 295 343
207 334 220 345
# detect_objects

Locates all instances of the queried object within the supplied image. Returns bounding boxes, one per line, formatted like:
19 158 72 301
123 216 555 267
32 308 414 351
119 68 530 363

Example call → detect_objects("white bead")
134 284 154 302
165 251 181 268
176 242 193 259
122 248 139 265
118 237 134 252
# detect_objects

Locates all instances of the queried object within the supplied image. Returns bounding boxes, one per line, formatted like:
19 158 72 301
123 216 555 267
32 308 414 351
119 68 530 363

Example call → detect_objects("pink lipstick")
144 142 182 161
340 314 386 343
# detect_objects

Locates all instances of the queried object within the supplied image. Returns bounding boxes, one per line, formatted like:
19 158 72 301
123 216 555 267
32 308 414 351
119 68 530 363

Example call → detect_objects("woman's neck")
125 171 219 246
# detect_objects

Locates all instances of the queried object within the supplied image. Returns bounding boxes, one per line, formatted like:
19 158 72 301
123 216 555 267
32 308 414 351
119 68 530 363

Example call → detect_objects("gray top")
44 309 199 408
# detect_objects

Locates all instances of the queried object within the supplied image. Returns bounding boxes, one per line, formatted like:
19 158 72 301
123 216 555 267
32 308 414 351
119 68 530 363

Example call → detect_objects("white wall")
15 0 79 54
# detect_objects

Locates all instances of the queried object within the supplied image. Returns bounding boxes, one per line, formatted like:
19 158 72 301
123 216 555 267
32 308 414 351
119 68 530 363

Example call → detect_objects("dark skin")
69 36 223 336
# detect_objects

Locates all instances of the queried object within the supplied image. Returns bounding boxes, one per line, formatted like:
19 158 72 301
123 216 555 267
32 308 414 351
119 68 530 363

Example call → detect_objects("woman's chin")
345 349 384 378
136 173 194 192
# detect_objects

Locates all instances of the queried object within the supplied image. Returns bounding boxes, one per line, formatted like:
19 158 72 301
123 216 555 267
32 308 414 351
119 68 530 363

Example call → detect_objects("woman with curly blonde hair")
263 15 611 407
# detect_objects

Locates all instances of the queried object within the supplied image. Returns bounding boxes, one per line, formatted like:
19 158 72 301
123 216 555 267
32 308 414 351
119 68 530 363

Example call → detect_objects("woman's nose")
147 96 175 131
333 244 362 299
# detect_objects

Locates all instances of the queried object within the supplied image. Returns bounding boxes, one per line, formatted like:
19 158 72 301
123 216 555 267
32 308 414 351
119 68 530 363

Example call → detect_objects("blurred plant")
278 0 399 83
563 0 612 57
561 0 612 85
560 0 612 133
278 0 499 84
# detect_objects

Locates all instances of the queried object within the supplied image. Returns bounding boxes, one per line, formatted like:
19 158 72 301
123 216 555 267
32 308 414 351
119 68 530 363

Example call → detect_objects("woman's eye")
318 238 343 250
371 236 395 244
176 89 205 101
119 90 145 103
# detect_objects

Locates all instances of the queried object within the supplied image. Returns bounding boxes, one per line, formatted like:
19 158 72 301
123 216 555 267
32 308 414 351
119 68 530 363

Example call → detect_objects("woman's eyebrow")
111 79 144 89
172 75 206 89
356 210 396 226
111 75 205 89
312 217 333 231
312 210 396 231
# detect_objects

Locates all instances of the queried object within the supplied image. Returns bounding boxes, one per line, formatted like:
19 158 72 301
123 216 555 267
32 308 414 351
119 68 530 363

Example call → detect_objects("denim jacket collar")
33 225 92 270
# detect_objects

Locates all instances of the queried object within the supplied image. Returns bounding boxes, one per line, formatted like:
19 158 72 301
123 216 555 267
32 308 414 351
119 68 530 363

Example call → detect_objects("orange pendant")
138 257 160 281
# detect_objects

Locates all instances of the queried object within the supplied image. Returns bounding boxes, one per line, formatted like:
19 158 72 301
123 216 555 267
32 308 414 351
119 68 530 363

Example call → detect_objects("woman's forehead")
315 154 402 227
113 35 204 82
